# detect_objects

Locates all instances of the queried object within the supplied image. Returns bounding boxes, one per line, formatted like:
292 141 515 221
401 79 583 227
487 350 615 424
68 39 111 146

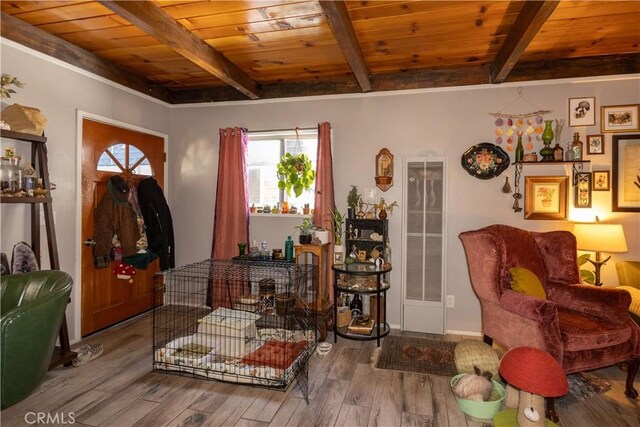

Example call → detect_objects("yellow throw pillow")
509 267 546 299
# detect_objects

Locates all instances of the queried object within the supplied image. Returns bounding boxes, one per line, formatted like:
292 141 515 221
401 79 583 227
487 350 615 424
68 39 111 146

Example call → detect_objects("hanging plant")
277 152 315 198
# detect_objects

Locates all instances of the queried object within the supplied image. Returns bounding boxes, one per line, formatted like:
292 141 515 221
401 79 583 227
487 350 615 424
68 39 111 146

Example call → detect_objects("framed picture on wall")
524 176 568 220
574 172 592 208
569 97 596 127
602 104 640 133
612 134 640 211
592 171 610 191
586 134 604 155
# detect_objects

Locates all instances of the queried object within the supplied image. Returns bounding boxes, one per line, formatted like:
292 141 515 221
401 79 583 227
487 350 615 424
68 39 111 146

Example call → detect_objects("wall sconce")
375 148 393 191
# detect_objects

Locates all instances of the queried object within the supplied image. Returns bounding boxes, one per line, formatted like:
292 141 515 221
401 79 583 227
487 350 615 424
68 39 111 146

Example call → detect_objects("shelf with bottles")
332 262 390 346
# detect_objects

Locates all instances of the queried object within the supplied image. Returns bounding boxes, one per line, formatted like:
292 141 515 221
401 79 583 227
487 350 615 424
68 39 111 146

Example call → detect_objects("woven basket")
454 339 501 381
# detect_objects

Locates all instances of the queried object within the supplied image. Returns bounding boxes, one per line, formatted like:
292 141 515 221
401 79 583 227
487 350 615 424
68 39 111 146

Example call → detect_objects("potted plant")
277 152 316 198
295 218 314 244
329 209 345 246
347 185 360 219
250 203 257 214
303 203 310 215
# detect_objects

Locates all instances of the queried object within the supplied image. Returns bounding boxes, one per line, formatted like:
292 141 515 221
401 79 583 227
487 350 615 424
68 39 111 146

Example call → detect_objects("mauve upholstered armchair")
459 225 640 406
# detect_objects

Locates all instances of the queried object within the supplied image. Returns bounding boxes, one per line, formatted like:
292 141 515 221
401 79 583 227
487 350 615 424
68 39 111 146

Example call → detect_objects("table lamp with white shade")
573 217 628 286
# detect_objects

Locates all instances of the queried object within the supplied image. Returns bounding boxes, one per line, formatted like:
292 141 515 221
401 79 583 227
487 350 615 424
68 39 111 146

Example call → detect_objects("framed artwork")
333 252 344 264
574 172 592 208
602 104 640 133
586 134 604 155
569 97 596 127
592 171 610 191
612 134 640 212
357 250 367 262
524 176 568 220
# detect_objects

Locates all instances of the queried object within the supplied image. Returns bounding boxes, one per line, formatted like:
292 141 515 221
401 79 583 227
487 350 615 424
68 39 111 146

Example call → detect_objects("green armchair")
1 270 73 409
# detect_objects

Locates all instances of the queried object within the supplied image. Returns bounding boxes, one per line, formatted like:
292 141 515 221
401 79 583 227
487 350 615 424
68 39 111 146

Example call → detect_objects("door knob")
84 239 96 246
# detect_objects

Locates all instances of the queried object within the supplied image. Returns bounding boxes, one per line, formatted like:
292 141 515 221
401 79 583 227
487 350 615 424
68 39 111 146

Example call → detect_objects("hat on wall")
113 262 136 283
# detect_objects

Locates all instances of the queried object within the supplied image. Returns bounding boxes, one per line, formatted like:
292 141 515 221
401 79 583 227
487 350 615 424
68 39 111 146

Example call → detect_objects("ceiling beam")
507 53 640 82
491 0 560 83
0 12 171 103
319 0 371 92
97 0 261 100
169 53 639 104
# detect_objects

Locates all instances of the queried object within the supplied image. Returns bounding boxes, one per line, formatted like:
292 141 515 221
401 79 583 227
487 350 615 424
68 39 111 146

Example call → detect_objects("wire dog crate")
153 258 317 399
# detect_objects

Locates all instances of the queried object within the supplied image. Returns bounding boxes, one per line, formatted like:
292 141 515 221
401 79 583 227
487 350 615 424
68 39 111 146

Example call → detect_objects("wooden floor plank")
334 404 371 427
163 409 211 427
267 395 304 427
343 362 377 407
1 313 637 427
134 378 212 426
242 389 287 423
327 347 359 381
101 399 159 427
401 412 434 427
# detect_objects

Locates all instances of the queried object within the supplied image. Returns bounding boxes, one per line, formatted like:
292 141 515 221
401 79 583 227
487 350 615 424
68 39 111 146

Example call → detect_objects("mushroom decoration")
499 347 568 427
113 262 136 283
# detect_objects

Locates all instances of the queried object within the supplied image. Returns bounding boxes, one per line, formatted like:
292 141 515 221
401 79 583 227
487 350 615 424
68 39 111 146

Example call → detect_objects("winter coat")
94 176 141 268
137 177 175 270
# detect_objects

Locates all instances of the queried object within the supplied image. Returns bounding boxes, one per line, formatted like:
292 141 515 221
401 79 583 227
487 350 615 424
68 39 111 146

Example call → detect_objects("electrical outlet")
446 295 455 308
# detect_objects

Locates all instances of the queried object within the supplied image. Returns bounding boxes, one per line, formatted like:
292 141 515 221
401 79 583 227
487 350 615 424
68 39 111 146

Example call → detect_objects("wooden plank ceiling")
1 1 639 104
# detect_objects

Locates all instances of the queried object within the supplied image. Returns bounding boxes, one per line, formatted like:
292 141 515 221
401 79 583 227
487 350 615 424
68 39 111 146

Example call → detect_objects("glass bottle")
553 143 564 161
571 132 583 161
515 136 524 163
349 294 363 316
285 236 294 261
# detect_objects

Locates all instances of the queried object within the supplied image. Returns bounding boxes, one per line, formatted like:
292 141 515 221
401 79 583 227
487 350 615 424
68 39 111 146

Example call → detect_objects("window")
247 128 318 210
97 143 152 175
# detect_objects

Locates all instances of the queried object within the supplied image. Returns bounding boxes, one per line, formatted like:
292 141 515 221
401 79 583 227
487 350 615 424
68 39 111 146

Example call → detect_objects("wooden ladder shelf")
1 129 76 368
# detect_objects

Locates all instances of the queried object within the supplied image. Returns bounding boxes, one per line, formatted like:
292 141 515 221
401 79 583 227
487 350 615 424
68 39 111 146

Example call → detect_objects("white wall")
170 76 640 334
0 40 171 342
2 37 638 338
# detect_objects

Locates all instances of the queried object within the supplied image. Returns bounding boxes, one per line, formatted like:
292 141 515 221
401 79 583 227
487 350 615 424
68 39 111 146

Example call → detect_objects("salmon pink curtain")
313 122 336 298
210 127 249 308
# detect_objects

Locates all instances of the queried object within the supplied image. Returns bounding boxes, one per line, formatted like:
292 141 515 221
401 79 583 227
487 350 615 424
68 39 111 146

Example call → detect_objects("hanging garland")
489 87 552 154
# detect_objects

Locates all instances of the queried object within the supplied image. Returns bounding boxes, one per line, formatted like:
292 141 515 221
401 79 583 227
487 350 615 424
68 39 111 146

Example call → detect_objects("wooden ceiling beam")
319 0 371 92
0 12 171 103
97 0 261 100
491 0 560 83
169 53 639 104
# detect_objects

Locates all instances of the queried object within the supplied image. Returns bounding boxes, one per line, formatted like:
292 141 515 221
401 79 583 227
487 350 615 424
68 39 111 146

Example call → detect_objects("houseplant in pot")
295 218 314 244
347 185 360 219
277 152 315 198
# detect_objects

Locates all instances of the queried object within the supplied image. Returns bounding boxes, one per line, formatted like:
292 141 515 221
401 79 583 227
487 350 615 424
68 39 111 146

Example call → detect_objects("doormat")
375 335 457 377
556 372 612 408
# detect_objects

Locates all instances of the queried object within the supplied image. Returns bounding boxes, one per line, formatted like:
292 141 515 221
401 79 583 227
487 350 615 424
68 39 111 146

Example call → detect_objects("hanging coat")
94 176 141 268
137 176 175 270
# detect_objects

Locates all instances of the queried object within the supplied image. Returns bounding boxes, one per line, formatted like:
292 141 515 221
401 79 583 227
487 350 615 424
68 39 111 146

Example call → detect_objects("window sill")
250 213 311 218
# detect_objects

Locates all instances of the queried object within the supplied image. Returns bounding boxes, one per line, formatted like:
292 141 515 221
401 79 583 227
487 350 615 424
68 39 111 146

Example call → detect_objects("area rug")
375 335 612 406
556 372 612 408
375 335 457 377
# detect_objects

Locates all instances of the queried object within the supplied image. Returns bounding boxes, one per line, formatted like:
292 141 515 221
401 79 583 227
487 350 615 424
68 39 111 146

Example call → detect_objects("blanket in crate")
241 339 308 370
154 325 315 386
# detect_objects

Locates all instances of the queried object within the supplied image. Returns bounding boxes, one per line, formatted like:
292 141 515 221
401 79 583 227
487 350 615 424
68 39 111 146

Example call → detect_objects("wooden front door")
81 119 164 336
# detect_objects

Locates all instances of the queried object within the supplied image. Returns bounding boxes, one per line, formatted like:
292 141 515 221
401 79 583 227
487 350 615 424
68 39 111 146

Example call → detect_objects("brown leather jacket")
93 181 140 268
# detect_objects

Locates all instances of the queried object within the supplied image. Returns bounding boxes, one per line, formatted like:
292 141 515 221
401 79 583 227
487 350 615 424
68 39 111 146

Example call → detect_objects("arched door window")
97 143 152 176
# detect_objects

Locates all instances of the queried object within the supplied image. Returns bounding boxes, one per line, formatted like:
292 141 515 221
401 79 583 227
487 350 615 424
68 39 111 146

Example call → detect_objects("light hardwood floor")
1 314 638 427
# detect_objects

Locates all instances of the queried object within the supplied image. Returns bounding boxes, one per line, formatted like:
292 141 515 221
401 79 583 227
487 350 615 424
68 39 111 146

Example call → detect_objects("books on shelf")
347 318 375 335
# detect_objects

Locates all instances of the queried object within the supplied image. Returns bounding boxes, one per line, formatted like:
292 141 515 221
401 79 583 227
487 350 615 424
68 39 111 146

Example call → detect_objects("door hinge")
163 152 166 163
